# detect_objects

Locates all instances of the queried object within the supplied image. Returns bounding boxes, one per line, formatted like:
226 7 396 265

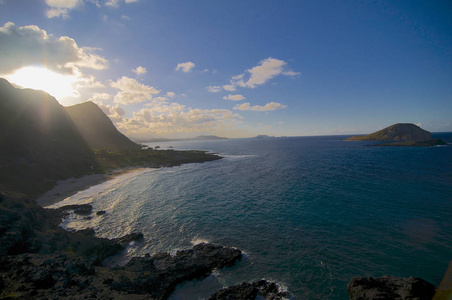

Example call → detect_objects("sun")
6 66 79 103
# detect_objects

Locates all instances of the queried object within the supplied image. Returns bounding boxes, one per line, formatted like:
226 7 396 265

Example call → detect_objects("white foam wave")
190 238 210 246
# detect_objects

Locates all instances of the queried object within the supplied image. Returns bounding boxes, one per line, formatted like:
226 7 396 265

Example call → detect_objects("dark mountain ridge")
0 78 220 198
66 101 139 151
0 79 99 197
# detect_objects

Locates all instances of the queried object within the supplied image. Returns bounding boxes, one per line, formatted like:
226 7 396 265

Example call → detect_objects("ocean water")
48 135 452 299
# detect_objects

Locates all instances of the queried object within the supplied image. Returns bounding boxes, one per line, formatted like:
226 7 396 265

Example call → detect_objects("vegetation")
94 147 220 171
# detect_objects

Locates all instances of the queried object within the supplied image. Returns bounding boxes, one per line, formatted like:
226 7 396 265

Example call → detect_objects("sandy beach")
35 167 144 208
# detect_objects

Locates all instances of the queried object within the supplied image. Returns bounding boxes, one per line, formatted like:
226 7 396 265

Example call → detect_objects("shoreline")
35 167 145 208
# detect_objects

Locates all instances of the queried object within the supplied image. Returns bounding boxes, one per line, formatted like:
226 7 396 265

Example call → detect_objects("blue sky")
1 0 451 138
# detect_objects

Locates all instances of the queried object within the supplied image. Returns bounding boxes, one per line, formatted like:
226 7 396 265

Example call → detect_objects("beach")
35 167 144 207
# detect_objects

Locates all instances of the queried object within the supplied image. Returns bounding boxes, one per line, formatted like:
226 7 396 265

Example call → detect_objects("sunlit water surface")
48 135 452 299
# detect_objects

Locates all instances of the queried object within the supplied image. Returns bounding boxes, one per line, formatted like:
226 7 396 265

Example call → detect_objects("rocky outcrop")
345 123 431 141
0 194 245 299
209 280 291 300
106 243 242 299
1 243 242 300
348 275 436 300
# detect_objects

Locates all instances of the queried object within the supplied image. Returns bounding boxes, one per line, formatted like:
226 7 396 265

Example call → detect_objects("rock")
105 243 242 299
347 275 436 300
96 210 106 215
209 280 291 300
59 204 92 215
113 232 144 247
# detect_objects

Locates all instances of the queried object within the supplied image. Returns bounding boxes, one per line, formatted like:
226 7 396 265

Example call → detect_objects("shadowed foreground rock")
348 275 436 300
0 241 242 299
106 243 242 299
209 279 292 300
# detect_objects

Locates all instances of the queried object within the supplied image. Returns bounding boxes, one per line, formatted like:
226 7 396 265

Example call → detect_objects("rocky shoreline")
0 184 293 300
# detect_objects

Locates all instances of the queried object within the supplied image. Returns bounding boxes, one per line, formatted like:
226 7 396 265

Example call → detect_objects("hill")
0 79 99 197
0 78 221 198
66 101 140 151
345 123 431 141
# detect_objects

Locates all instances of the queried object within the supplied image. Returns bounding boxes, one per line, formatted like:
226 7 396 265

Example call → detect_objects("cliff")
345 123 431 141
66 101 140 151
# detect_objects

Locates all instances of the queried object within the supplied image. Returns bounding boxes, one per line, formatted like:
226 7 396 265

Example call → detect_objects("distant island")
345 123 447 147
134 135 227 143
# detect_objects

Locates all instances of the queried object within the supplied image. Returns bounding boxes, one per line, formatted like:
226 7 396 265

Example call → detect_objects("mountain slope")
345 123 431 141
65 101 140 151
0 79 99 197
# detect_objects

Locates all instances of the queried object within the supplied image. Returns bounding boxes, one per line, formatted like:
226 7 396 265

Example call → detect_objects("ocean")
48 134 452 299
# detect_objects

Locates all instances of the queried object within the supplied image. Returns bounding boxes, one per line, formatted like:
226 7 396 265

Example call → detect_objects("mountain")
0 79 98 197
345 123 431 141
66 101 140 151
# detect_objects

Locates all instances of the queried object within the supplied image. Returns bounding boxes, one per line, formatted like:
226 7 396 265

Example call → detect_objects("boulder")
348 275 436 300
209 279 291 300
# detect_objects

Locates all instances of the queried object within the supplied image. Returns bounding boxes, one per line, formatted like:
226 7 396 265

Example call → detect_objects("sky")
1 0 451 139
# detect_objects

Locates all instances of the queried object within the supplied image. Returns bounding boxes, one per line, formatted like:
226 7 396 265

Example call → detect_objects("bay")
50 135 452 299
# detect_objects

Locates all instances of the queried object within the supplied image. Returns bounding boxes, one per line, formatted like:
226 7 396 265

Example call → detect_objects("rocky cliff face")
345 123 431 141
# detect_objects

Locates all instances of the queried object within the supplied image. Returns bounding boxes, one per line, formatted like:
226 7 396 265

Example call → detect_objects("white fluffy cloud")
44 0 139 18
176 62 195 73
0 22 108 75
222 84 236 92
88 92 112 102
96 102 126 122
117 102 242 136
45 0 82 18
110 76 160 105
206 86 222 93
232 57 300 88
233 102 287 111
223 94 245 101
132 66 147 75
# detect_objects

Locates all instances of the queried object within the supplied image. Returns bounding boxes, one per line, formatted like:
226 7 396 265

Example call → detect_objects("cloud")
223 94 245 101
45 0 82 19
206 86 222 93
110 76 160 105
233 101 287 111
105 0 138 8
132 66 147 75
95 102 125 122
166 92 175 98
88 92 112 102
231 57 300 89
77 75 106 89
176 61 195 73
222 84 236 92
0 22 108 75
116 103 242 136
44 0 139 18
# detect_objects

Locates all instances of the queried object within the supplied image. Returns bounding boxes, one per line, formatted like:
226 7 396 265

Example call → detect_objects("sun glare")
7 66 79 102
